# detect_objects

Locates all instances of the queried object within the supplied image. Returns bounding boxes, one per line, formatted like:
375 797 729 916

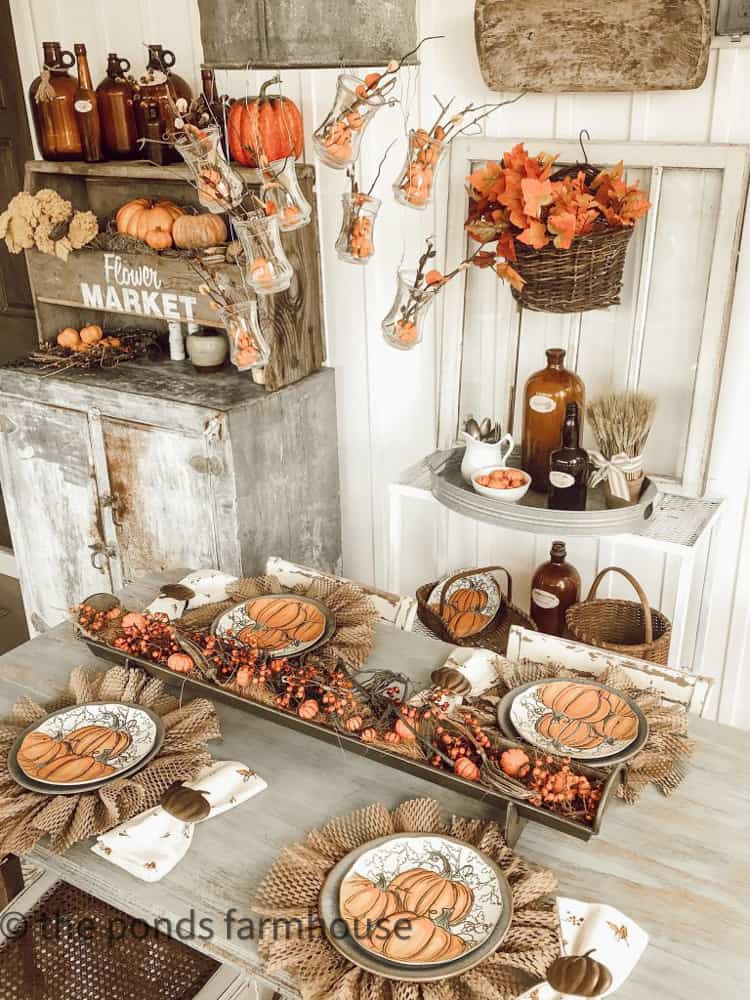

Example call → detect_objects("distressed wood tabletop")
0 573 746 997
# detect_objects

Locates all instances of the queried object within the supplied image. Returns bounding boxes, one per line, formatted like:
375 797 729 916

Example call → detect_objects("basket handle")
585 566 653 645
439 565 512 615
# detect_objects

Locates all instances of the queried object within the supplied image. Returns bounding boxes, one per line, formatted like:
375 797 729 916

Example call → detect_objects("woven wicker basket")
416 565 537 655
565 566 672 664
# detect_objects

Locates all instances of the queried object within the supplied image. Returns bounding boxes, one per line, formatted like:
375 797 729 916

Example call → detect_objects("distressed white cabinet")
0 362 341 634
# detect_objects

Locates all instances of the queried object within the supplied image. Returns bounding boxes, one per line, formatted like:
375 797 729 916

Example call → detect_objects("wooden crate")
23 160 325 392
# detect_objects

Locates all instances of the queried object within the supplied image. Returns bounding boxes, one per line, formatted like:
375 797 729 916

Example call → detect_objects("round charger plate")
9 702 164 795
211 594 335 659
319 833 513 983
426 572 502 638
497 679 649 767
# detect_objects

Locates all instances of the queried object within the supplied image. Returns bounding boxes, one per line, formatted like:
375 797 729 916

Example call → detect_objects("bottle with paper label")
522 347 585 491
73 44 103 162
530 540 581 636
549 402 588 511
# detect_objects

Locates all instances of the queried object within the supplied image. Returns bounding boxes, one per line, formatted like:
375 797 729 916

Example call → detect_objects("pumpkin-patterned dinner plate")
320 834 512 981
9 702 164 794
499 679 648 765
211 594 335 659
426 572 502 639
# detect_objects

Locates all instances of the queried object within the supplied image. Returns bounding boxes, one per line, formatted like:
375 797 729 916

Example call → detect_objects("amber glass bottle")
73 44 103 162
549 403 588 511
29 42 82 160
522 348 585 492
135 45 193 164
97 54 138 158
530 541 581 636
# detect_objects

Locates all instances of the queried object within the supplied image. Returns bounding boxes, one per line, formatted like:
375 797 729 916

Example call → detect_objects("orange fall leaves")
465 143 651 288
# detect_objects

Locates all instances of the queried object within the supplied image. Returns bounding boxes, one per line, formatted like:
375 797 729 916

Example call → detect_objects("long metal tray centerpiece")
79 627 623 849
428 448 661 537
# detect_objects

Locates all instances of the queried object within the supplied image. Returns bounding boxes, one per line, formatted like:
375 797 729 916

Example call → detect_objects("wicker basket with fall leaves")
416 565 536 654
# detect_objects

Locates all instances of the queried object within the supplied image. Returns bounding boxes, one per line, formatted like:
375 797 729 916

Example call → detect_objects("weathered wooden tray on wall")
198 0 417 68
474 0 711 93
23 161 325 393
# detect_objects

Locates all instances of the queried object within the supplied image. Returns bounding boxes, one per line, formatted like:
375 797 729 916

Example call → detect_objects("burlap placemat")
0 665 221 856
175 573 378 672
478 659 695 803
253 797 560 1000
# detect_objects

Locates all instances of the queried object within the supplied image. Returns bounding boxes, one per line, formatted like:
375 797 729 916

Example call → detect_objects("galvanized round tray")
319 833 513 983
429 448 660 537
497 679 649 768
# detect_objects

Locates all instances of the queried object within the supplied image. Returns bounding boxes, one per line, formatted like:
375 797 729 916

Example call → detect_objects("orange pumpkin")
538 682 612 724
67 725 132 759
340 875 402 923
604 691 634 718
360 728 377 742
115 199 185 247
595 712 637 741
172 213 228 250
17 733 71 769
298 699 319 720
80 324 103 345
245 597 311 632
57 328 80 349
145 228 172 251
228 76 304 167
290 620 325 644
454 757 481 782
394 719 416 742
369 911 466 963
445 609 489 639
35 754 115 783
388 858 474 925
536 713 603 750
121 612 147 631
499 747 531 779
239 625 289 650
448 587 488 613
167 652 195 674
344 715 363 732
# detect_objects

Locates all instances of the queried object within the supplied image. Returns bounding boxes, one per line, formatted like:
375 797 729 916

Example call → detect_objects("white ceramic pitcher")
460 432 514 484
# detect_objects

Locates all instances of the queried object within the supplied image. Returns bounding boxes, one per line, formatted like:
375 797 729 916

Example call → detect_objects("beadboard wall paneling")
8 0 750 726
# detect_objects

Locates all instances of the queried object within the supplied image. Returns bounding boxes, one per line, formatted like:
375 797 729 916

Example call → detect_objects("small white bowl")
471 465 531 504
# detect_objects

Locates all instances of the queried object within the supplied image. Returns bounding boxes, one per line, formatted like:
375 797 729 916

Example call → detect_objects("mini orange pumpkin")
80 324 103 345
172 213 228 250
57 328 80 349
121 612 147 631
360 728 377 742
344 715 363 732
115 198 185 247
298 699 319 720
145 228 172 251
394 719 416 741
167 652 195 674
454 757 481 782
500 747 530 779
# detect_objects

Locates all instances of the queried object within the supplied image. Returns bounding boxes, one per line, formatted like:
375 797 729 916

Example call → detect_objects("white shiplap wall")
9 1 750 726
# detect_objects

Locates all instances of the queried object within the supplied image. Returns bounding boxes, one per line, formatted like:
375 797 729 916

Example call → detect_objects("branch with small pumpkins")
464 143 651 291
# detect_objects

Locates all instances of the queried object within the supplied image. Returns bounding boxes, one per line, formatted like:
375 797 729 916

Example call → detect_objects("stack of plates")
497 678 649 767
212 594 336 660
319 833 513 983
8 702 164 796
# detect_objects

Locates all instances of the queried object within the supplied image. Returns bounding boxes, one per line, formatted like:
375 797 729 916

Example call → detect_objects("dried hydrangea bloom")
35 188 72 225
3 214 34 253
33 217 55 255
6 191 40 225
68 210 98 249
54 236 72 261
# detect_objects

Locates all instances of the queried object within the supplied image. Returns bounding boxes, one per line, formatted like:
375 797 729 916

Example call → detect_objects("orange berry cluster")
186 630 278 686
75 602 122 634
112 611 180 663
495 746 604 825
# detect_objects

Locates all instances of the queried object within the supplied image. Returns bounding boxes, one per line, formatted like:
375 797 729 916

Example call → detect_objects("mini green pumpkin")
161 782 211 823
547 949 613 997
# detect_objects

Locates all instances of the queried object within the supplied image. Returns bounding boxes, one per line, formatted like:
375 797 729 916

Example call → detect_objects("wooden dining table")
0 573 747 998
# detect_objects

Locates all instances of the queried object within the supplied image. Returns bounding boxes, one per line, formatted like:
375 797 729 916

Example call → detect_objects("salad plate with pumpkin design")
320 833 512 981
9 702 164 794
211 594 335 659
498 679 648 766
426 572 502 639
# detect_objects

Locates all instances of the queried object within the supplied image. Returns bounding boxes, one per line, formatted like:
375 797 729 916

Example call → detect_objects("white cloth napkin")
91 761 267 882
145 569 239 620
517 896 649 998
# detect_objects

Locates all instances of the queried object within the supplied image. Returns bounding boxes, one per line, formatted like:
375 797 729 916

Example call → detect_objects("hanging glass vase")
260 157 312 232
393 129 447 210
220 299 271 371
232 210 294 295
335 192 381 264
313 74 385 170
175 125 243 213
382 269 435 351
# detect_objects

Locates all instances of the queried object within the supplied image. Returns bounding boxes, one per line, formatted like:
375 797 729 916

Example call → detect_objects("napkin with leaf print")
92 760 267 882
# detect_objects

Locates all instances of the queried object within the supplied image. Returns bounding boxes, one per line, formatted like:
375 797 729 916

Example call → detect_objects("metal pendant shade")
197 0 418 68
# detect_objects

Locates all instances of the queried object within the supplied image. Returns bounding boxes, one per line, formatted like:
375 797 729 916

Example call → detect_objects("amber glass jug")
522 348 585 492
135 44 193 163
29 42 83 160
97 54 138 158
530 541 581 637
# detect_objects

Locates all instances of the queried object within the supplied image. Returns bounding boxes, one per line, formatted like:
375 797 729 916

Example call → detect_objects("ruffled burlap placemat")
480 659 695 803
253 797 560 1000
0 665 221 856
175 573 378 672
